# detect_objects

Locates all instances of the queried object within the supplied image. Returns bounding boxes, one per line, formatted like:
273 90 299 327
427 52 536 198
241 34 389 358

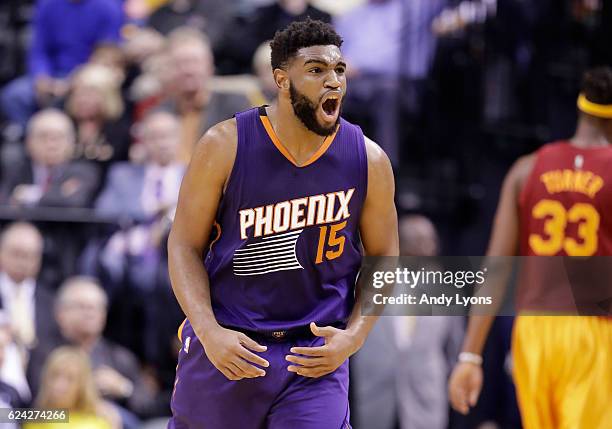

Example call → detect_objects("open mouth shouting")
319 92 342 124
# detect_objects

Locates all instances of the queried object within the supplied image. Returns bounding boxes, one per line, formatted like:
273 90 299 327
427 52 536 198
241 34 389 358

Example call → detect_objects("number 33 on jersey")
520 142 612 256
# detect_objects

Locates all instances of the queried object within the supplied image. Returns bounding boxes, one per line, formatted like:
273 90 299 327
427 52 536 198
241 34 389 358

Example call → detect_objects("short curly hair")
270 18 343 70
582 67 612 105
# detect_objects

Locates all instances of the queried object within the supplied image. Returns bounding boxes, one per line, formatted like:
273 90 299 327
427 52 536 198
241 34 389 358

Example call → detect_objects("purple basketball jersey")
204 106 367 332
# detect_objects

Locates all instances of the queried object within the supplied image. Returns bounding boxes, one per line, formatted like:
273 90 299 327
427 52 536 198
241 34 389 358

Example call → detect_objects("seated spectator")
399 214 440 257
122 28 166 71
0 312 31 405
0 222 57 354
65 64 131 167
160 27 250 164
96 110 184 223
90 44 128 81
147 0 234 51
25 346 121 429
141 245 184 417
0 109 100 208
95 111 185 293
28 277 159 422
216 0 331 74
248 41 277 106
0 0 123 131
0 312 26 415
122 29 168 126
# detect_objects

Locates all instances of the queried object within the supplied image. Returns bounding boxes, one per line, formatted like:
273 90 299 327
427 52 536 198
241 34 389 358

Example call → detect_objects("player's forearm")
461 256 514 355
344 290 378 354
168 237 218 333
460 315 495 355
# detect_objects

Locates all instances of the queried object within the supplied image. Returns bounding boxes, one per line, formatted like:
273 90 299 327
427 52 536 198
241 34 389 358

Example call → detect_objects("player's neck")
266 103 328 159
571 118 611 148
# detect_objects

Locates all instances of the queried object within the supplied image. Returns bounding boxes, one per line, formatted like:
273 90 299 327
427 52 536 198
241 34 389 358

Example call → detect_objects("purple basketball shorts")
168 320 351 429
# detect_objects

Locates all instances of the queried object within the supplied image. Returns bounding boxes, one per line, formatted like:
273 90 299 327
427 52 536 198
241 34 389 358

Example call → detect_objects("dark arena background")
0 1 608 428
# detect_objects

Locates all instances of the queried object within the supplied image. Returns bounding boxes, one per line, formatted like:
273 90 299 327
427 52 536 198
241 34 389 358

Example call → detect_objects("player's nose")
325 71 341 89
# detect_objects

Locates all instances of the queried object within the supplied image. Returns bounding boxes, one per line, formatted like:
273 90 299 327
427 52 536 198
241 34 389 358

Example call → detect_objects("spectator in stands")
0 222 57 353
95 111 185 294
28 277 159 422
161 27 250 164
0 313 26 414
147 0 234 51
122 27 166 70
0 109 100 208
165 27 250 163
351 214 462 429
141 244 184 418
0 311 31 405
399 214 440 256
217 0 331 74
65 64 131 168
122 29 168 128
0 0 123 131
90 44 127 81
96 110 183 224
26 346 121 429
248 41 277 106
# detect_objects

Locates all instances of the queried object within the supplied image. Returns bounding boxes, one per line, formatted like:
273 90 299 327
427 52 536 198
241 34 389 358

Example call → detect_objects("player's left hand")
285 322 361 378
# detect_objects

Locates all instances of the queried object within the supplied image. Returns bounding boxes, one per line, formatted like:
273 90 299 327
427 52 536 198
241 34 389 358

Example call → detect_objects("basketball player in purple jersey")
167 19 398 428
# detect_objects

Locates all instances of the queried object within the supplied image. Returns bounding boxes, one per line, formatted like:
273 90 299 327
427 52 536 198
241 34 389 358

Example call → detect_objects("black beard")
289 84 340 137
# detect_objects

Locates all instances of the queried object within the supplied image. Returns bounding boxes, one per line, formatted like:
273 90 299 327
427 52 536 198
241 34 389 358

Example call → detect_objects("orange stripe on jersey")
209 221 222 251
177 319 187 342
259 114 338 168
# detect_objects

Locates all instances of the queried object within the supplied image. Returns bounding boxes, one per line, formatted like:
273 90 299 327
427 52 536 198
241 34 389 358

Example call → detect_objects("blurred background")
0 0 607 428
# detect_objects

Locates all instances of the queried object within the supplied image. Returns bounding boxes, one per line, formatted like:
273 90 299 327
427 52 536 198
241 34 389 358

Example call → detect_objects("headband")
577 93 612 118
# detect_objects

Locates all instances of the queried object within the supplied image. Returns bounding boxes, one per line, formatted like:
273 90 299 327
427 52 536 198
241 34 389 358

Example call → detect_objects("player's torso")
517 141 612 312
519 141 612 256
205 107 367 331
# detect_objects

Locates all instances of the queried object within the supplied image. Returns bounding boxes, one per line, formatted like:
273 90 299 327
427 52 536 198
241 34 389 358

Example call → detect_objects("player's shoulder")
363 136 392 171
193 118 237 163
506 152 537 194
510 140 570 180
189 118 238 186
512 152 537 173
363 136 394 194
200 117 237 146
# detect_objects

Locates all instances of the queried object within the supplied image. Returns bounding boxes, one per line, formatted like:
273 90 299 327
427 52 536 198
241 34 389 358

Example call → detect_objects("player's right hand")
448 361 483 415
200 325 269 381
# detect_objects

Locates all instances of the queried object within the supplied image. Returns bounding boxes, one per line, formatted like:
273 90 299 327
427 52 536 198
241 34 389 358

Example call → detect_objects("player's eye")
335 66 346 74
308 67 322 73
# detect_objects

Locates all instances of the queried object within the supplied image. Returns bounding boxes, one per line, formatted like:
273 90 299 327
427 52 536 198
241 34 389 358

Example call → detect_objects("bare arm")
287 137 399 377
168 119 269 380
449 153 535 414
168 121 234 333
346 137 399 344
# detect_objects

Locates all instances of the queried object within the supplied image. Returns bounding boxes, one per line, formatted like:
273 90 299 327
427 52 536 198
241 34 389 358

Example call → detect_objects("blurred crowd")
0 0 607 428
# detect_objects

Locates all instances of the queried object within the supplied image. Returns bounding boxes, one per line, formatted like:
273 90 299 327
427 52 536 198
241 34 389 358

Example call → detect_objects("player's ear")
274 69 289 91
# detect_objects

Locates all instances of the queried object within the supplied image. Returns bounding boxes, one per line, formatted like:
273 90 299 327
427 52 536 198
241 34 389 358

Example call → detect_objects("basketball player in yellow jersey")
448 67 612 428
